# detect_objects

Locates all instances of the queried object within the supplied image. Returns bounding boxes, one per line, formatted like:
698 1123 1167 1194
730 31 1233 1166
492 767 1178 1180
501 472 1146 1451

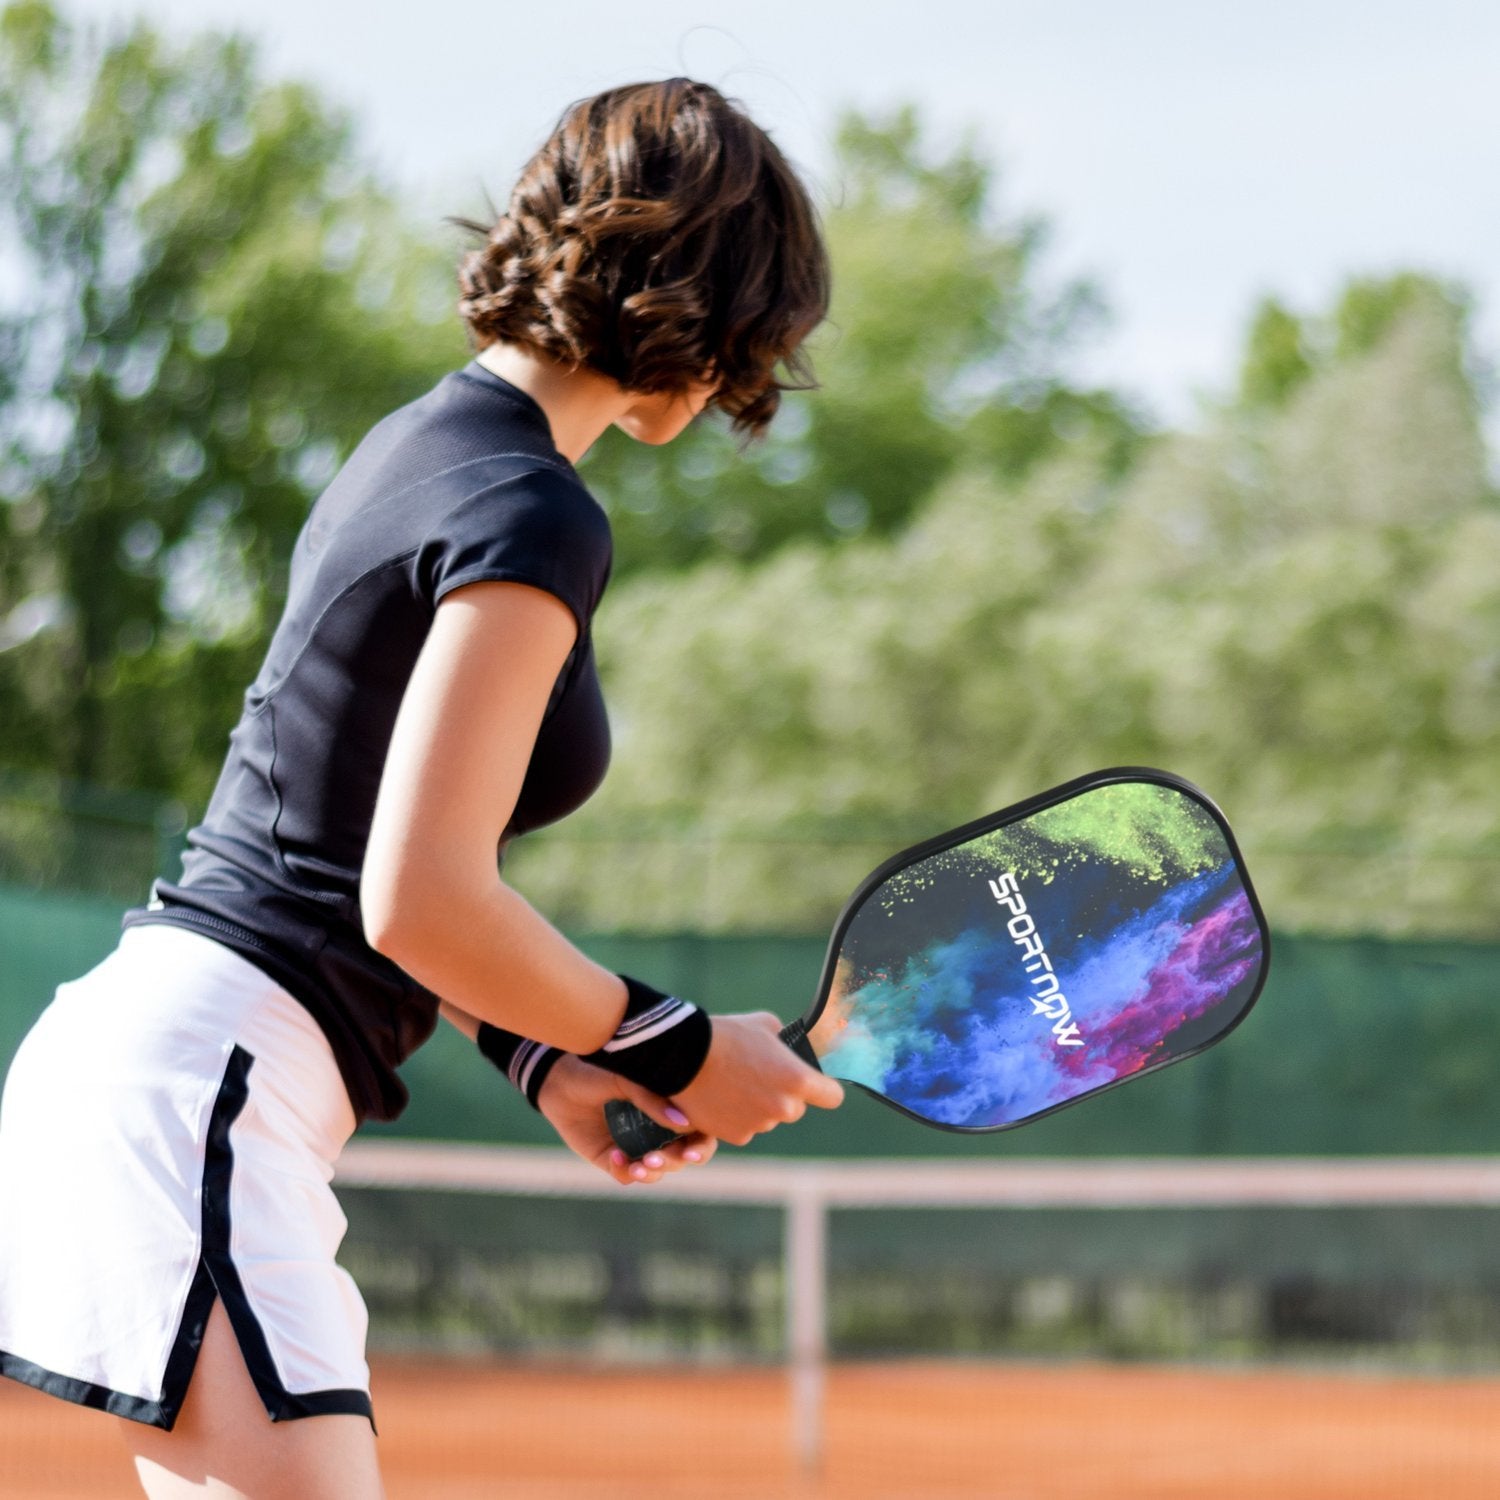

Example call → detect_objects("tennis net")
330 1143 1500 1497
6 1146 1500 1499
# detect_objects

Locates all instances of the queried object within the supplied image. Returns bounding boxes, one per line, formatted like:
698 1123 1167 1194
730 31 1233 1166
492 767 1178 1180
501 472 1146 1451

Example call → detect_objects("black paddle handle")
604 1019 819 1158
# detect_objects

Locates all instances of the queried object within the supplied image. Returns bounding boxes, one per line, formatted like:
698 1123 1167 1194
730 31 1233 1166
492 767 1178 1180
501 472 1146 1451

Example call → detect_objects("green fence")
3 881 1497 1158
0 769 187 905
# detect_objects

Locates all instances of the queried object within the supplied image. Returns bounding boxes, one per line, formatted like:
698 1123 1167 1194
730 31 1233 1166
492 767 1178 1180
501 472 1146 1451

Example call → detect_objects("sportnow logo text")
988 874 1083 1047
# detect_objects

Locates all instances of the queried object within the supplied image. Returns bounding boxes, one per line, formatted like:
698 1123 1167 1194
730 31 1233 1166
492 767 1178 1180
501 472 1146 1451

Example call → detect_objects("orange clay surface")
4 1357 1499 1499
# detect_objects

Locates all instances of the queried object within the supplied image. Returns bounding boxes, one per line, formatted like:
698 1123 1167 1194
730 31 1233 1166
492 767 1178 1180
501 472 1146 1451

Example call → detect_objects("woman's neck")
473 343 630 464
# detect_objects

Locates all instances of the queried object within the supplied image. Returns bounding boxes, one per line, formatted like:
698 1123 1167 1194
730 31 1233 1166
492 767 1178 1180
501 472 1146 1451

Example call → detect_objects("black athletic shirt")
123 362 613 1123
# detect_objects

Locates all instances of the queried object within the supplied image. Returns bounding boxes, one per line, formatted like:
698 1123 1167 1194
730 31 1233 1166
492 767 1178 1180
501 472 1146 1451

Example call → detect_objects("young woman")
0 78 843 1498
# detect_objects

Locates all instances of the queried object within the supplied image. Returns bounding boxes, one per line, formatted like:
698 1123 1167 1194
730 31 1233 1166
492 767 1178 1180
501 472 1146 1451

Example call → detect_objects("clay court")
5 1357 1499 1498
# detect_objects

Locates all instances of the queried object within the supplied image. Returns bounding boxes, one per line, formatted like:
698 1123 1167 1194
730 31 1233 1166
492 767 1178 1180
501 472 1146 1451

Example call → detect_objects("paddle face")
803 770 1269 1132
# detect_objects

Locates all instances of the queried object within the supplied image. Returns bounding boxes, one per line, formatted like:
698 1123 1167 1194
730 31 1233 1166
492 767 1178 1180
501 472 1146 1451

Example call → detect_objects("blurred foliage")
1238 298 1311 410
1238 270 1488 415
512 276 1500 938
1 6 1495 940
0 10 1141 808
0 1 464 802
574 104 1145 571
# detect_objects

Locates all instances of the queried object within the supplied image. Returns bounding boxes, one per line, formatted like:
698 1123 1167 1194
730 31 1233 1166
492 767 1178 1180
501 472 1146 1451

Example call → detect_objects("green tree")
0 1 464 801
509 272 1499 939
1238 296 1312 409
572 104 1142 574
1333 270 1464 359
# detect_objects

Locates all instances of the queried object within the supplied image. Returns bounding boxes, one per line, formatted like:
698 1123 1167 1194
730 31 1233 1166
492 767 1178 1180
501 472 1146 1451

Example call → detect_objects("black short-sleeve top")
125 362 613 1122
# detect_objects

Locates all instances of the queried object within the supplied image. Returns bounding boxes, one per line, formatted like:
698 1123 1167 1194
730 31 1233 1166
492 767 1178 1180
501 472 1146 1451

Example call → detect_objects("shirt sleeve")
414 467 614 633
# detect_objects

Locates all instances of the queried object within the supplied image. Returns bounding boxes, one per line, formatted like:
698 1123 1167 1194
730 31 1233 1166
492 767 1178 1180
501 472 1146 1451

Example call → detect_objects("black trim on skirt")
0 1045 373 1431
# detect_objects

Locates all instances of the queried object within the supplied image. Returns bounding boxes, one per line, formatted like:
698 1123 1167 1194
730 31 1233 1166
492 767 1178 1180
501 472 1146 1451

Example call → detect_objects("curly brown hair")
453 78 830 439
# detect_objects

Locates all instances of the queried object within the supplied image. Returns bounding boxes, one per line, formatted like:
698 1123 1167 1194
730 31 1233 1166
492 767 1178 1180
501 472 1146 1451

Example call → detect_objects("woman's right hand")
668 1011 845 1147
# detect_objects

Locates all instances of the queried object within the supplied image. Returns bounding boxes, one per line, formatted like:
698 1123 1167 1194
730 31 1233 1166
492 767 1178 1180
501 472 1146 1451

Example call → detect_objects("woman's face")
614 380 716 446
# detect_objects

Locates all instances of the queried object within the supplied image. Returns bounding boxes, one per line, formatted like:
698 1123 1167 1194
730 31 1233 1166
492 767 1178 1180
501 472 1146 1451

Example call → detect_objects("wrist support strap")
475 1023 563 1111
583 973 712 1098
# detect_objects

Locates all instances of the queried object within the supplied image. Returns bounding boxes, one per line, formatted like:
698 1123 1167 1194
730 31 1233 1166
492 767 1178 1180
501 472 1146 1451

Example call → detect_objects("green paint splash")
990 781 1225 884
874 781 1226 911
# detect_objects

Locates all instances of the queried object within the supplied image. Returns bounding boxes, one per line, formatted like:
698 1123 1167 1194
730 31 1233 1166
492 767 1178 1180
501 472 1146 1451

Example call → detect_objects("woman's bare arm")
364 577 843 1145
361 579 627 1053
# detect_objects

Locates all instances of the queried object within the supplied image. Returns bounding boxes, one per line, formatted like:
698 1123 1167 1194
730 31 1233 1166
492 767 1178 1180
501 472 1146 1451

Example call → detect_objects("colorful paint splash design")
808 781 1265 1129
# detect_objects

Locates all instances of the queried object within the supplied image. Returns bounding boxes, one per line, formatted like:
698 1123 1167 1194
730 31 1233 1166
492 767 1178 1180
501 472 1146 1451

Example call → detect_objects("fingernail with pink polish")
665 1107 690 1128
610 1149 626 1167
684 1149 703 1163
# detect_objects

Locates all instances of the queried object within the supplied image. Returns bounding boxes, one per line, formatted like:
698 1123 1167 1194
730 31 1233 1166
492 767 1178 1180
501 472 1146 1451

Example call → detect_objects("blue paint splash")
815 864 1260 1128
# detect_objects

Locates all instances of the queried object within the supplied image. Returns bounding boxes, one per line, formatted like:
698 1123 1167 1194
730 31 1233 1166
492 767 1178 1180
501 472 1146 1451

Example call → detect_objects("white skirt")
0 923 372 1430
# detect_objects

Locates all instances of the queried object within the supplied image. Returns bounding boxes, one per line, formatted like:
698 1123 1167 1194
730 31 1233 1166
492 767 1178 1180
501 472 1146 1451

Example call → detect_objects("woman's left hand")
537 1053 718 1186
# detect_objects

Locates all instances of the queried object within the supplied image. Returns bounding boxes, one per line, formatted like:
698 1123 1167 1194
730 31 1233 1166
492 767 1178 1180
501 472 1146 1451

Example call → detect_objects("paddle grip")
604 1021 818 1158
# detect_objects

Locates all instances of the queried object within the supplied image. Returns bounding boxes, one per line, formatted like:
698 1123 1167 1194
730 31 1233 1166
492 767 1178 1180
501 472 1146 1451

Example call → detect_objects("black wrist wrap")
583 973 712 1098
475 1023 564 1111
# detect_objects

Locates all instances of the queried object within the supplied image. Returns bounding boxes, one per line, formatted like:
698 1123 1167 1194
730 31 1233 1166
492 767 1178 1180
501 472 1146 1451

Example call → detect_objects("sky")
49 0 1500 439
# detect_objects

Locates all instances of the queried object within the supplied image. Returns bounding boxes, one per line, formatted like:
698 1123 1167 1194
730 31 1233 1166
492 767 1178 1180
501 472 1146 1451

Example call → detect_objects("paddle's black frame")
604 766 1270 1155
801 765 1272 1135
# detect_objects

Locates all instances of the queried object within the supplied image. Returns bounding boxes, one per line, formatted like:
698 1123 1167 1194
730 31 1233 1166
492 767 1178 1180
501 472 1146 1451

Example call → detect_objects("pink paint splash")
1060 889 1261 1090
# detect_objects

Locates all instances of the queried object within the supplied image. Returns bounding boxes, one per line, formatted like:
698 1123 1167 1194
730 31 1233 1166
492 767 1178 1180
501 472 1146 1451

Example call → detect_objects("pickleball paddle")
605 768 1269 1157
